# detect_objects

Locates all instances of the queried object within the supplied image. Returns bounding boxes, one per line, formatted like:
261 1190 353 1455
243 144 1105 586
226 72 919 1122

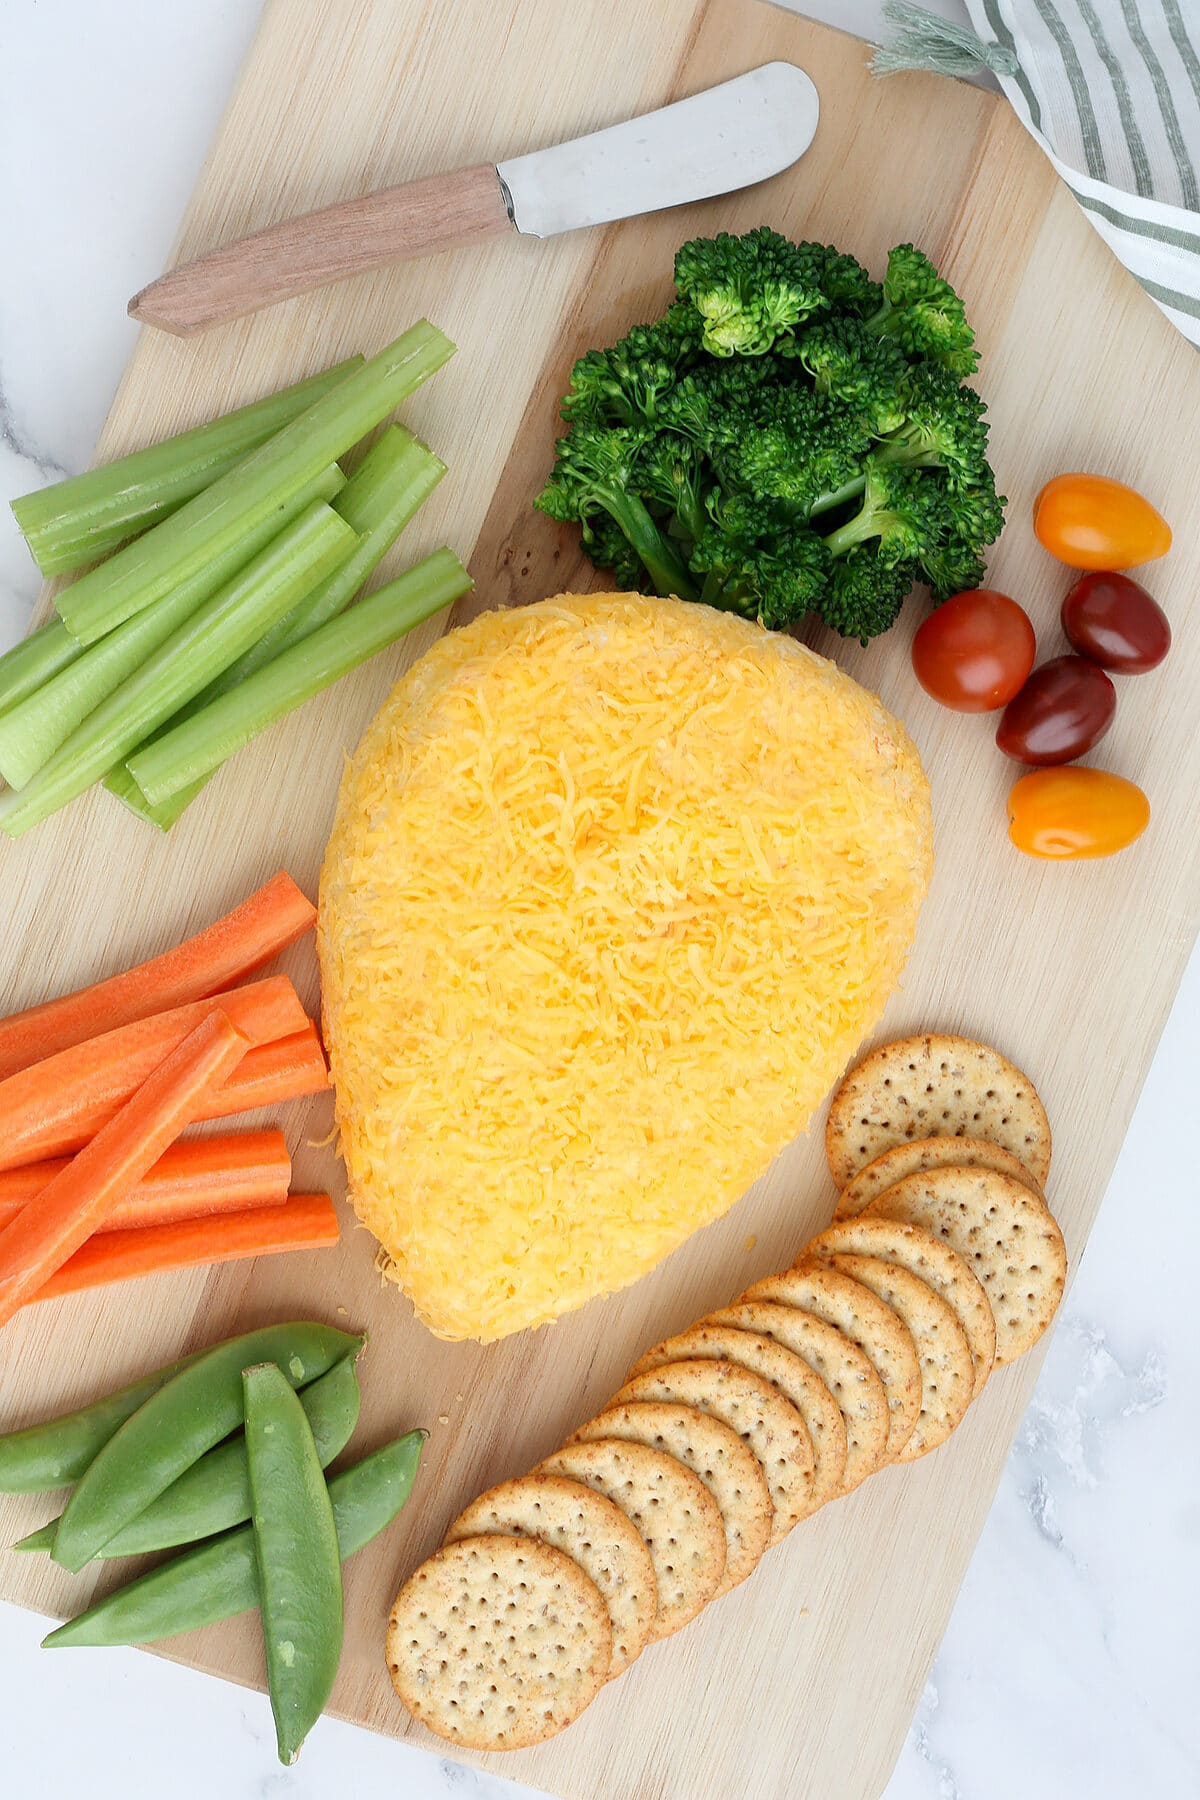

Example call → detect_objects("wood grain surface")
3 3 1199 1797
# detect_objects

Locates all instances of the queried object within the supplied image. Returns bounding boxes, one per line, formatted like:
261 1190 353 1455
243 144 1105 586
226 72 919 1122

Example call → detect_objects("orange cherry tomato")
1007 767 1149 860
1034 474 1171 571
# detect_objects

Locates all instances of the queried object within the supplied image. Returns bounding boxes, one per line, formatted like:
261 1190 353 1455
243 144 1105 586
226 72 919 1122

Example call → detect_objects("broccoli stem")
595 488 697 600
807 475 867 519
822 500 887 559
873 436 937 471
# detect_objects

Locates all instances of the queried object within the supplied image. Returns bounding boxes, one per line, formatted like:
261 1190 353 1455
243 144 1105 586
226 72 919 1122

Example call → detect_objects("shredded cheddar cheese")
318 594 932 1342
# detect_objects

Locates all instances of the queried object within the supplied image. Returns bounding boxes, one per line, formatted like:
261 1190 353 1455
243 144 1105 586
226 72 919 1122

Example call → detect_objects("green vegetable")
244 1363 344 1764
0 621 84 719
14 1354 361 1557
0 501 357 839
42 1431 424 1649
536 230 1003 641
10 359 365 578
57 321 454 644
0 1348 210 1494
0 467 344 791
107 424 446 828
122 547 471 809
50 1323 362 1573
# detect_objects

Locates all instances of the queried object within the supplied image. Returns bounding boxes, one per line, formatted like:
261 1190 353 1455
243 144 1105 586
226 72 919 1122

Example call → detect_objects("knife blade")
129 63 819 336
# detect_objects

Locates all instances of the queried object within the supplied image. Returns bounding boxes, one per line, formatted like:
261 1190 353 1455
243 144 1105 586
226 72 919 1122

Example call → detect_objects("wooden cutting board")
3 3 1198 1796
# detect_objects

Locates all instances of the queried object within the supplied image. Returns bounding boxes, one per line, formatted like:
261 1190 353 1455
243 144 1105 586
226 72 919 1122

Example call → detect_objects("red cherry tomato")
1033 474 1171 571
911 589 1036 713
1008 768 1149 859
1061 571 1171 673
996 655 1116 765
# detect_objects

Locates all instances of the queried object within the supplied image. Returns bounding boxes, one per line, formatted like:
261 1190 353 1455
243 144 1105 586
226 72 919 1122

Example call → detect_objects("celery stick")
0 503 358 839
103 761 180 830
0 467 344 791
11 359 364 578
104 427 445 830
57 323 455 645
221 425 446 679
124 550 471 806
0 619 82 718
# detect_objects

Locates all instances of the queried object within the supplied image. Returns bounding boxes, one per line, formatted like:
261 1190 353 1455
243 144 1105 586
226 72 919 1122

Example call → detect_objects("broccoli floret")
691 493 831 629
560 304 703 427
917 534 989 604
817 548 917 641
794 317 909 435
535 424 698 599
797 243 882 317
580 515 650 592
867 244 979 377
673 227 828 357
635 432 711 546
822 462 952 567
716 385 871 513
655 356 784 455
874 366 991 487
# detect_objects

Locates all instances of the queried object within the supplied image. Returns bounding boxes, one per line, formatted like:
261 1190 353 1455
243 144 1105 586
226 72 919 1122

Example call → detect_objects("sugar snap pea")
13 1354 362 1557
0 1347 209 1494
52 1322 362 1573
42 1430 424 1649
244 1363 344 1763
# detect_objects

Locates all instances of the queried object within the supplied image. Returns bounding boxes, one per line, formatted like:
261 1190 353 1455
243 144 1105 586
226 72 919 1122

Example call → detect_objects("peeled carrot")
0 1012 249 1328
30 1195 339 1305
0 873 315 1081
197 1024 329 1122
0 976 306 1172
0 1130 290 1232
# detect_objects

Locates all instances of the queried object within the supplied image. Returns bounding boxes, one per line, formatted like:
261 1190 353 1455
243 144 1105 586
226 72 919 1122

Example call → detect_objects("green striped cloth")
876 1 1200 345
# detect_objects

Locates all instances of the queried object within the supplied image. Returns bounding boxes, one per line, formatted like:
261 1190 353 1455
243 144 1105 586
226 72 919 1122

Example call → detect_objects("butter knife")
129 62 819 336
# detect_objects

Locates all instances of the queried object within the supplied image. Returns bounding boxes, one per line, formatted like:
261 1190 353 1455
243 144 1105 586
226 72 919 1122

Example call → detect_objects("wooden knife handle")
129 163 512 336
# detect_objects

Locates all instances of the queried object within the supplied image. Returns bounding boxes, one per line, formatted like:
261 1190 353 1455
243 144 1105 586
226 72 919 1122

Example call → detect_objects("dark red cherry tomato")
1061 571 1171 673
911 589 1037 713
996 655 1117 765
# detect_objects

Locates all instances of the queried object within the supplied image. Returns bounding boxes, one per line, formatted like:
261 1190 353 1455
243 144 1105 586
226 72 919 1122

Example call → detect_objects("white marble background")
1 3 1197 1796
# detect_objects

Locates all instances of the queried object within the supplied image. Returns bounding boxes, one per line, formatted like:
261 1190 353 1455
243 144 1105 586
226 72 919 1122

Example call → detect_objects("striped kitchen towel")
874 0 1200 346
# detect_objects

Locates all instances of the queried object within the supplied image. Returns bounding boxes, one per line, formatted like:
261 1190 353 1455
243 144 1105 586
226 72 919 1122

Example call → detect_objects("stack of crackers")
388 1035 1067 1753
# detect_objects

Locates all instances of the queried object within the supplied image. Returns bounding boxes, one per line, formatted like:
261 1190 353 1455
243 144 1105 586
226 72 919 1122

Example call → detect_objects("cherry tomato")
911 589 1036 712
996 655 1116 765
1008 768 1149 859
1061 571 1171 673
1034 474 1171 571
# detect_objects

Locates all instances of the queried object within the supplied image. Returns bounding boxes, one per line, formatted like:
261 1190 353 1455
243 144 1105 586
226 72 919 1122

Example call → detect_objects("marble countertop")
1 3 1196 1796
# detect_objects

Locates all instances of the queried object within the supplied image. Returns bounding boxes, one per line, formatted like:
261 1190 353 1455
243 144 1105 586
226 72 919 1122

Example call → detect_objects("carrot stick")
0 1130 290 1232
0 873 315 1081
196 1024 329 1122
0 1012 249 1328
29 1195 339 1305
0 976 306 1172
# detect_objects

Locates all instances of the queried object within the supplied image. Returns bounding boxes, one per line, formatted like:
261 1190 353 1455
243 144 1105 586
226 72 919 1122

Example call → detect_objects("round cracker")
539 1437 725 1640
808 1215 997 1400
387 1534 611 1750
708 1298 889 1493
445 1473 656 1680
746 1264 921 1462
801 1252 973 1459
572 1401 770 1598
826 1035 1052 1189
866 1166 1067 1364
612 1360 814 1546
628 1325 847 1513
835 1135 1043 1223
